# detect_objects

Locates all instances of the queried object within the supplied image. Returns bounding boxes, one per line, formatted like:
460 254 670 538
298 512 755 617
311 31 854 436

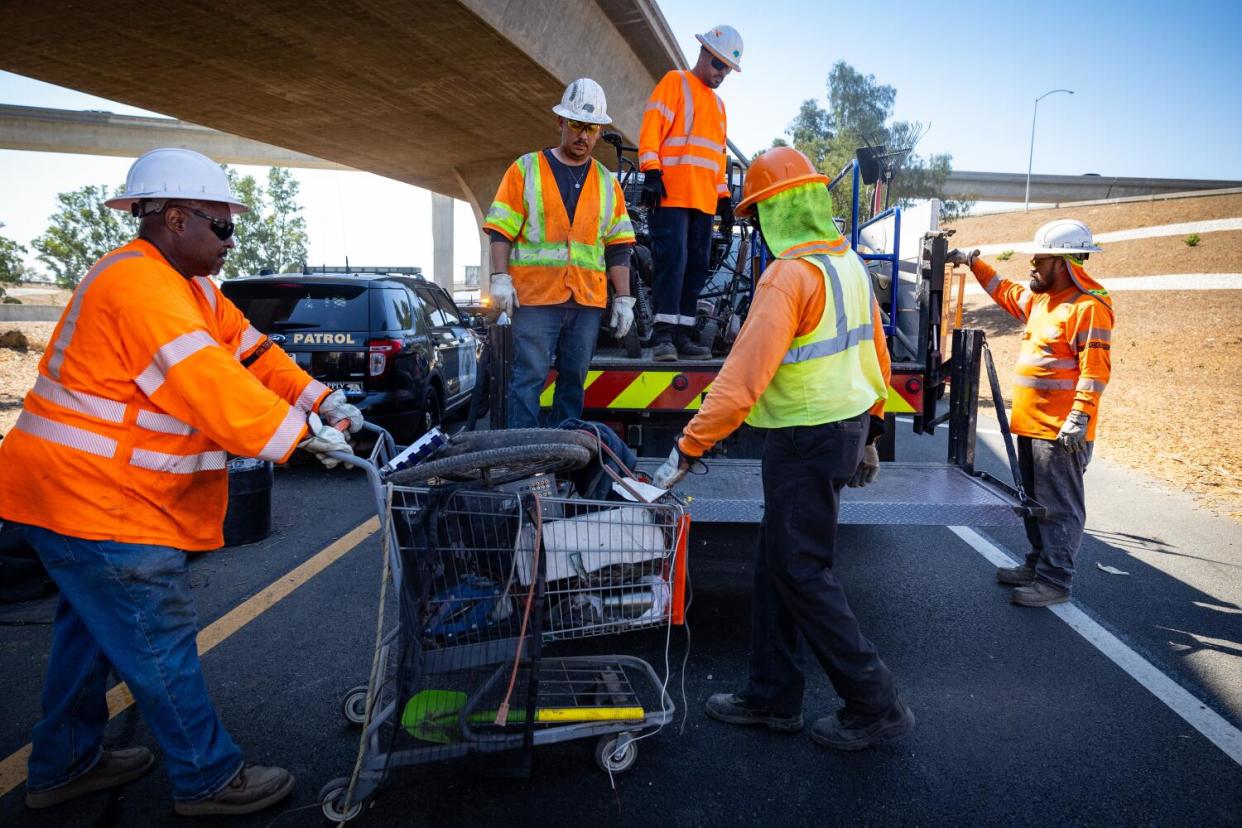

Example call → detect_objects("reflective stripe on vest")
781 255 874 364
134 330 218 397
14 410 118 458
130 448 228 475
656 71 723 172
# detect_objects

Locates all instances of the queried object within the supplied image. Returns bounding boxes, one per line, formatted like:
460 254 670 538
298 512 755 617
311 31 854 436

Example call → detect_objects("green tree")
219 166 308 278
773 61 972 225
32 185 137 287
0 234 29 303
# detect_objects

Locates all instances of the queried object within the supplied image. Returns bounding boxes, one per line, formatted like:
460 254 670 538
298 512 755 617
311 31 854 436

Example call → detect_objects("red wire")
495 493 542 726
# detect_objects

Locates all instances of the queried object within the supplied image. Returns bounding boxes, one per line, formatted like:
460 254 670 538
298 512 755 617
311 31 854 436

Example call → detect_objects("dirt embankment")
947 192 1242 245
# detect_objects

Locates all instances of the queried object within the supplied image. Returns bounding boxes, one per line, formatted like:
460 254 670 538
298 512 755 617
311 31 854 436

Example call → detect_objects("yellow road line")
0 516 380 799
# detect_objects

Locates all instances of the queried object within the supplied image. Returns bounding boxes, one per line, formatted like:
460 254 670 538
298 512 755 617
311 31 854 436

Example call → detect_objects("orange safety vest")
483 151 635 308
638 70 729 214
973 259 1113 441
0 239 329 551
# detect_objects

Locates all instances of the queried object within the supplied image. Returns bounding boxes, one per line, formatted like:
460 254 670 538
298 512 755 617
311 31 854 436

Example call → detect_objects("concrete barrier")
0 304 63 322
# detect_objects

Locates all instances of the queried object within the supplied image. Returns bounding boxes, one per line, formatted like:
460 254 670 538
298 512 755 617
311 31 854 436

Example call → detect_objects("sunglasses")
566 119 601 134
182 206 235 241
709 55 732 73
1029 257 1057 268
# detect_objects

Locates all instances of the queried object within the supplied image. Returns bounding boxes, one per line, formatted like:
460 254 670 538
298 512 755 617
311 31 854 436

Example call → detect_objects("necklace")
555 148 589 189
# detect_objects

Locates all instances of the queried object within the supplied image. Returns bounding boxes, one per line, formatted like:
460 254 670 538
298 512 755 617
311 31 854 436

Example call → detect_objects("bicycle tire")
438 428 599 457
387 444 592 486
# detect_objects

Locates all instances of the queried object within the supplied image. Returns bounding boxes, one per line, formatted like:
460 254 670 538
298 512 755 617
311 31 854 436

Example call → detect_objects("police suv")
221 267 483 440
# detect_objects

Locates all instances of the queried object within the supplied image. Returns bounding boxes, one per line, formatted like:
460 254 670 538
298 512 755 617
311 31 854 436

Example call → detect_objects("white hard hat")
551 78 612 125
105 147 249 214
696 24 744 72
1031 219 1102 255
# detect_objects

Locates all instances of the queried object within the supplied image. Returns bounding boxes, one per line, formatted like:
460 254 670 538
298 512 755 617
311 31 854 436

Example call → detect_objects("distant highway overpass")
944 170 1242 203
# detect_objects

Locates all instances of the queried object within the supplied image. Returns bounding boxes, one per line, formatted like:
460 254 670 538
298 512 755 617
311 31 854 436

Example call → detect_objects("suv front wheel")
419 385 443 437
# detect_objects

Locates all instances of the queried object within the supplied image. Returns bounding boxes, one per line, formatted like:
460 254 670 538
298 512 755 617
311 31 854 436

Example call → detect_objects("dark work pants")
648 206 713 328
745 414 897 720
1018 436 1092 591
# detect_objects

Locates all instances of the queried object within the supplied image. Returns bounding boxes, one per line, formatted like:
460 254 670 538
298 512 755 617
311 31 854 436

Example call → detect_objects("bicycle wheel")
387 444 592 486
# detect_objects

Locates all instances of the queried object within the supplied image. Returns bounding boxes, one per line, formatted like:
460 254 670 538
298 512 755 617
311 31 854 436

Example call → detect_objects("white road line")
948 525 1242 768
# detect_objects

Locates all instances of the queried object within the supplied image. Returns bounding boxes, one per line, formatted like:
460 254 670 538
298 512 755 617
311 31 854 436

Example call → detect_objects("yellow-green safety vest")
746 252 887 428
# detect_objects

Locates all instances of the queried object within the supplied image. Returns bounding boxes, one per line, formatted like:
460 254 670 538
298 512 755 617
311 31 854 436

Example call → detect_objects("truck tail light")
367 338 402 378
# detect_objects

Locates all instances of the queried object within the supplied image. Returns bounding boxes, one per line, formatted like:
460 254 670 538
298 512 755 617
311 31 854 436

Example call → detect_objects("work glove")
653 438 699 489
716 196 735 230
610 295 637 339
1056 409 1091 455
946 248 980 268
318 389 363 434
489 272 518 316
298 413 354 469
640 169 667 208
847 444 880 488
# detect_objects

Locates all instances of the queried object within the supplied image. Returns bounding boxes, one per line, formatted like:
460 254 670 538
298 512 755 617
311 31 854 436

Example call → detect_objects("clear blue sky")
2 0 1239 276
662 0 1242 179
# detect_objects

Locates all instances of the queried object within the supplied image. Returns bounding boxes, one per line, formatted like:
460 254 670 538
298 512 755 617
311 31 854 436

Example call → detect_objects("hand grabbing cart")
319 426 688 824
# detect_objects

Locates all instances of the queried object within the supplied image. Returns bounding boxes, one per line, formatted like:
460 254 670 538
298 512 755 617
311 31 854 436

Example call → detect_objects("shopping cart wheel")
319 777 363 824
341 685 370 725
594 733 638 774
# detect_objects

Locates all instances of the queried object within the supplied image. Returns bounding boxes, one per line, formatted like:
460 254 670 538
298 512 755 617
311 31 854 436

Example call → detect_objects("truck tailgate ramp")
637 459 1036 526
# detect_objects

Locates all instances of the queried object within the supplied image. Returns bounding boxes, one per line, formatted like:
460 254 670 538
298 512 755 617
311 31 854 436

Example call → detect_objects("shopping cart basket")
319 425 687 823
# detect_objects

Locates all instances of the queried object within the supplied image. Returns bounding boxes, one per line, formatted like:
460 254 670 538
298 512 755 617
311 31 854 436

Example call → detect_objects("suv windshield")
225 282 370 331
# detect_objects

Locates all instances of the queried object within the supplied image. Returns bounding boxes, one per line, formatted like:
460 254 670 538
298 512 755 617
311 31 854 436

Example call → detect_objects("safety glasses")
709 55 732 73
566 119 601 134
183 207 235 241
1030 256 1057 269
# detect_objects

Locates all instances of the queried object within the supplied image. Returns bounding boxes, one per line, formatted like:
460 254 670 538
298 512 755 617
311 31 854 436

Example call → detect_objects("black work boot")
810 697 916 751
996 563 1037 586
704 692 803 733
675 326 712 359
652 322 676 362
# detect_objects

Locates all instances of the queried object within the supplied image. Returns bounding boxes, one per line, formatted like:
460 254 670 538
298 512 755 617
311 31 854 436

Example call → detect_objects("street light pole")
1025 88 1074 211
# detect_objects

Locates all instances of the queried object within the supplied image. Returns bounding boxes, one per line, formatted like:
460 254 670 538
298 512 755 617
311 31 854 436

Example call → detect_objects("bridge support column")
452 159 512 299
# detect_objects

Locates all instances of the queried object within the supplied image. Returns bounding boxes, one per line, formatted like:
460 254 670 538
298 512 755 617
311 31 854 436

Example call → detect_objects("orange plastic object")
671 513 691 625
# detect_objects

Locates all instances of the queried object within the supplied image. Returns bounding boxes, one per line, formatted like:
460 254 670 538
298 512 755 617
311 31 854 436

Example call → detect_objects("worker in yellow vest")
484 79 636 426
653 148 915 750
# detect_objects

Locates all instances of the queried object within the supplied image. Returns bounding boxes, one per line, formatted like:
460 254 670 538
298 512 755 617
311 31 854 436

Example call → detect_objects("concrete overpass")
0 0 686 256
943 170 1242 203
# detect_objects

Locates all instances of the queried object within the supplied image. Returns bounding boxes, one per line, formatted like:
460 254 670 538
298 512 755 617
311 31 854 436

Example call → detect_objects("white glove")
298 413 354 469
847 444 880 488
490 273 518 316
1057 410 1090 454
653 444 691 489
611 295 637 339
946 248 980 268
318 389 363 434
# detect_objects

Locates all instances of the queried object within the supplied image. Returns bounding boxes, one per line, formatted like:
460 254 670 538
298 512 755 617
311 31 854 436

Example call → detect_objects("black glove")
867 414 885 446
641 169 666 208
716 196 734 228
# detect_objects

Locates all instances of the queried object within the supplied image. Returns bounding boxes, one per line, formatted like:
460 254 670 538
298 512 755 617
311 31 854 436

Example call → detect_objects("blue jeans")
648 206 713 327
20 525 243 802
508 303 602 428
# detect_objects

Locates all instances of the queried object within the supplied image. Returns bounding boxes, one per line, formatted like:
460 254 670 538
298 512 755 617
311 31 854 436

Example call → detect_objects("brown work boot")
173 764 295 817
26 747 155 809
996 563 1036 586
705 692 803 733
810 697 916 751
1012 580 1070 607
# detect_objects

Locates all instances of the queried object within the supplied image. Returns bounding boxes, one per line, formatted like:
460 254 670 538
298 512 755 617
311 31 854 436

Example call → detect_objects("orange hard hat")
735 147 830 217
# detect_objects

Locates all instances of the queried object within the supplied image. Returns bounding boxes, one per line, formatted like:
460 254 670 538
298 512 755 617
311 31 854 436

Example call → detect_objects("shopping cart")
319 425 687 824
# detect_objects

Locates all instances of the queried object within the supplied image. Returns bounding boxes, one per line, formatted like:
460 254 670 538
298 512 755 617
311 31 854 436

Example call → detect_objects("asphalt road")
0 420 1239 826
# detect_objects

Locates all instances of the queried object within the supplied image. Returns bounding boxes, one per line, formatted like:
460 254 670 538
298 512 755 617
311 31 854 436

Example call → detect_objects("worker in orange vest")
485 79 636 426
950 219 1114 607
0 148 360 815
639 25 742 361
